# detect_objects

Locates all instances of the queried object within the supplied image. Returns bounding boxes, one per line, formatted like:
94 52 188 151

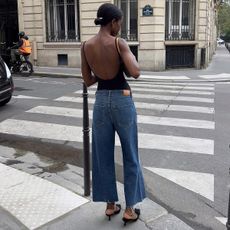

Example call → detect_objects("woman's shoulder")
116 37 128 50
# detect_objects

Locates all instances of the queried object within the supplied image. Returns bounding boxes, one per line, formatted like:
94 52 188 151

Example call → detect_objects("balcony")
165 25 195 40
165 0 195 41
121 31 138 41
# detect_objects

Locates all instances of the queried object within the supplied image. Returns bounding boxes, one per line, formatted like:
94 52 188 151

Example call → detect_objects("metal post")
227 190 230 229
82 82 90 196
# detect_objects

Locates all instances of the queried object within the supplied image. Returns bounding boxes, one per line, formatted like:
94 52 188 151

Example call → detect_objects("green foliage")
218 2 230 41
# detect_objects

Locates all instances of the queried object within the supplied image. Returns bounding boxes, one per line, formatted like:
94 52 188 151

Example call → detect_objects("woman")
81 3 146 225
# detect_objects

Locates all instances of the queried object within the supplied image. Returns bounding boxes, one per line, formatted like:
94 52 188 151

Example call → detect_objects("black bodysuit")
83 38 130 91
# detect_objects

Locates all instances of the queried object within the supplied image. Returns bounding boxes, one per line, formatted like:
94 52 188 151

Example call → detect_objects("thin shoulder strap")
82 41 86 57
115 37 121 56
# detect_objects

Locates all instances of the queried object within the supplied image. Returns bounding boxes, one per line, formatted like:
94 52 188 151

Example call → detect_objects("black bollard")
82 82 90 196
227 187 230 229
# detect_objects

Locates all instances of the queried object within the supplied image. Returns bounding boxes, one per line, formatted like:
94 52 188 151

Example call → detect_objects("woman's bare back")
83 35 121 80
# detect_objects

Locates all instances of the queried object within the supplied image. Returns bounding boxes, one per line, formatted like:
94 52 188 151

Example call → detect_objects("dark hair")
94 3 123 26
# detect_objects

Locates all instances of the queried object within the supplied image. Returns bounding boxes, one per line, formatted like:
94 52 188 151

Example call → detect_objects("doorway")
166 45 194 68
0 0 19 64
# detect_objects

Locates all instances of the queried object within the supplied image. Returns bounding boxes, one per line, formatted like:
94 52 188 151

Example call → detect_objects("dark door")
0 0 19 64
166 45 195 68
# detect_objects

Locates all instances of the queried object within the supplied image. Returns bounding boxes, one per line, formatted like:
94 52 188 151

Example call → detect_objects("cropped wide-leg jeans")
92 90 146 207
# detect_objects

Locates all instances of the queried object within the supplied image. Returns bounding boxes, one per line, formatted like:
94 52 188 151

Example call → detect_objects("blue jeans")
92 90 146 207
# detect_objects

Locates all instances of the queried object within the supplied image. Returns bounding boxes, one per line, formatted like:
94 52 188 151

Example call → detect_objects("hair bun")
94 17 104 25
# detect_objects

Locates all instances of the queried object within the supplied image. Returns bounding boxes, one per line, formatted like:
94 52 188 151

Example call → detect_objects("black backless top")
83 38 130 90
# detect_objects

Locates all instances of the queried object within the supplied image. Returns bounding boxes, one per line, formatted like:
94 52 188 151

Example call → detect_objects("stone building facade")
0 0 220 71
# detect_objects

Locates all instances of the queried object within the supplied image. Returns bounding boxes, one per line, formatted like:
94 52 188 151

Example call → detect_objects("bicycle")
7 48 33 77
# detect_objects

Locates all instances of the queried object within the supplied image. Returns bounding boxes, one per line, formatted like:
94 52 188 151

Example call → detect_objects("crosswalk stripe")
199 73 230 79
132 93 214 103
27 106 215 130
0 119 213 154
13 95 47 100
215 217 227 225
137 115 214 129
128 83 214 91
128 82 214 87
145 167 214 201
140 75 190 80
75 90 214 103
130 87 214 95
55 97 214 114
27 106 89 118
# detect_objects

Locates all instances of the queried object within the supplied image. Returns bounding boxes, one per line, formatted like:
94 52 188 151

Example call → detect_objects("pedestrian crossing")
0 81 216 205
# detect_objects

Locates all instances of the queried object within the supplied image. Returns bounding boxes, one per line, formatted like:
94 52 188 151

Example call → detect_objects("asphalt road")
0 73 229 230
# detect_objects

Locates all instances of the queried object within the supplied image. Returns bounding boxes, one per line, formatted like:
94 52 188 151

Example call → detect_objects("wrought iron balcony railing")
121 31 138 42
165 26 195 41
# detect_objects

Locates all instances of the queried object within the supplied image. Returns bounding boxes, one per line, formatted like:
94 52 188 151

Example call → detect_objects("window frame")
115 0 138 41
166 0 195 41
45 0 80 42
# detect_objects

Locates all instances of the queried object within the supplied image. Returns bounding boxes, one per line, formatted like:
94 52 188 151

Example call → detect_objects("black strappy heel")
122 208 140 226
105 204 121 221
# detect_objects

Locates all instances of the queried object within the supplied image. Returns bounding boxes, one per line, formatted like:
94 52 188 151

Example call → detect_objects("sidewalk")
0 145 193 230
32 45 230 82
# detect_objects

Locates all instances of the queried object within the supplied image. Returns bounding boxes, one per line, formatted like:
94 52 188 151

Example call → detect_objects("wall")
196 0 217 68
139 0 166 71
17 0 217 70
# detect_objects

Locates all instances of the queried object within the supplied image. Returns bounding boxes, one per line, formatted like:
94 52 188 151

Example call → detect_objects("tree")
218 2 230 41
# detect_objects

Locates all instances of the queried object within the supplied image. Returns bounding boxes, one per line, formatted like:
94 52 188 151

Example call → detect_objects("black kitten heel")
105 204 121 221
122 208 140 226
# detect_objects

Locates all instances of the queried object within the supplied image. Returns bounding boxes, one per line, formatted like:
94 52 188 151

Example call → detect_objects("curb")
32 71 82 79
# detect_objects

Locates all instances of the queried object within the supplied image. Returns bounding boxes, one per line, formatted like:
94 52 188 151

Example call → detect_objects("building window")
115 0 138 41
45 0 80 42
165 0 195 40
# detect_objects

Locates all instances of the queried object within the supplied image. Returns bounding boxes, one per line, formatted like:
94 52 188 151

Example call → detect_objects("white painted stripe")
137 115 214 129
217 82 230 85
81 91 214 103
129 83 214 91
131 87 214 95
0 163 88 230
199 73 230 79
27 106 93 118
0 119 84 142
140 75 190 80
134 93 214 103
13 95 47 100
0 119 214 154
215 217 227 225
136 133 213 154
128 82 214 87
145 167 214 201
165 104 214 114
27 106 215 129
55 97 214 114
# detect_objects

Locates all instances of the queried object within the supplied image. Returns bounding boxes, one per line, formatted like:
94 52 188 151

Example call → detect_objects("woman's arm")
81 43 97 87
118 38 140 79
